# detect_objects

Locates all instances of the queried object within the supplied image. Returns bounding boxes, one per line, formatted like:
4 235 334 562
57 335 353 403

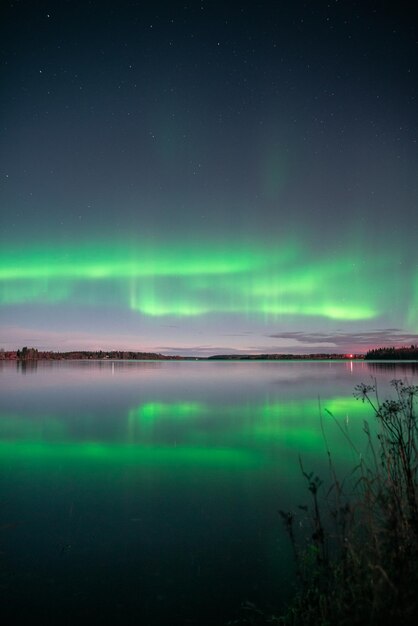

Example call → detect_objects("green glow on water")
0 391 376 484
0 441 261 468
0 415 67 440
117 397 364 455
0 396 368 449
126 396 366 426
129 402 207 421
255 396 369 421
127 402 208 440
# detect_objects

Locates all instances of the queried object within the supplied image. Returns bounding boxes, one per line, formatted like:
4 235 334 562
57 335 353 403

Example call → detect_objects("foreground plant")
230 379 418 625
275 379 418 626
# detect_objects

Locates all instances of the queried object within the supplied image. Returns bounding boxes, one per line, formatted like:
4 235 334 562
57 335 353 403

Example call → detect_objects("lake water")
1 359 417 624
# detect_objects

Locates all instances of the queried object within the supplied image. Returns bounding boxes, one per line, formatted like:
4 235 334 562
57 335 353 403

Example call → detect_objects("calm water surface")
1 360 417 624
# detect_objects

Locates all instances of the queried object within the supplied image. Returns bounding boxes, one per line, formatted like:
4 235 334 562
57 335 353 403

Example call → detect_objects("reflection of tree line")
367 361 418 373
17 359 38 374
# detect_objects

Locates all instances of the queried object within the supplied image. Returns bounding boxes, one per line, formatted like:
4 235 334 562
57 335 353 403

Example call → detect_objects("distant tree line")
207 353 360 360
16 346 39 360
7 348 182 361
365 345 418 360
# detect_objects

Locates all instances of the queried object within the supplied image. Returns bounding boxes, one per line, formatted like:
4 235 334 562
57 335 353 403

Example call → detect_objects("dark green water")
0 360 416 625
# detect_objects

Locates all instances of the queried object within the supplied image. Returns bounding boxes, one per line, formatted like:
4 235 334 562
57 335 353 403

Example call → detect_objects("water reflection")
16 359 38 374
366 361 418 374
0 360 417 624
0 390 370 461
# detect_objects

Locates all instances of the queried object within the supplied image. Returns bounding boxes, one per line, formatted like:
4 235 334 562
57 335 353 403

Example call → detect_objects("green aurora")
1 0 417 356
0 241 405 324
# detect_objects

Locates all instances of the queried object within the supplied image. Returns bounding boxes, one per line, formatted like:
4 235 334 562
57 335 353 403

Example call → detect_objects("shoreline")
3 347 418 362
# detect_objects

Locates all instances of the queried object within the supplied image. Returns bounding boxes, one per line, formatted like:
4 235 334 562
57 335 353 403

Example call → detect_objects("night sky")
1 1 417 355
